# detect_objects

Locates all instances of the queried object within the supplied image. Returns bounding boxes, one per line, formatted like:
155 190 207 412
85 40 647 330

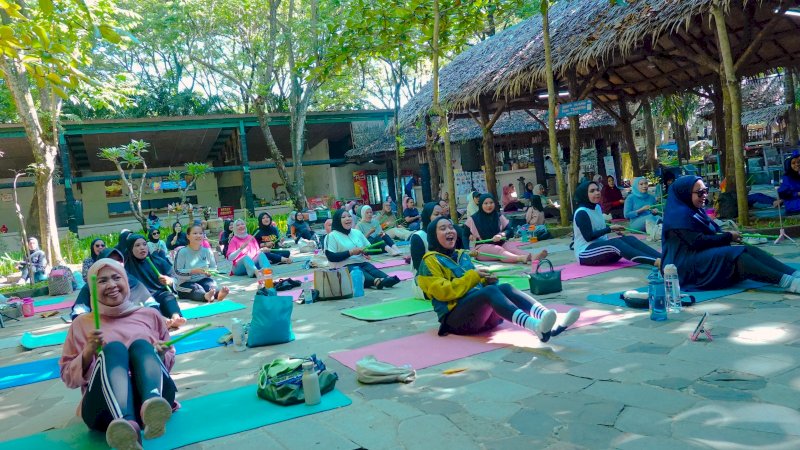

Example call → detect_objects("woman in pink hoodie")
59 258 177 450
225 218 272 277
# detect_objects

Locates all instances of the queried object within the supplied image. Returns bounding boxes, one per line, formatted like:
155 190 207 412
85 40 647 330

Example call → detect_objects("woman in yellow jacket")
416 217 579 340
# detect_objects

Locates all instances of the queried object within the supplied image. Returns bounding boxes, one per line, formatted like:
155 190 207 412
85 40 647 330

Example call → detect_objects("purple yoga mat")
34 300 74 313
329 304 621 370
555 260 637 281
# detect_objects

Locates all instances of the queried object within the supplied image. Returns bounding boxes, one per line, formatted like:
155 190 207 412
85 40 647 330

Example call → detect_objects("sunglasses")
693 188 710 197
94 244 106 248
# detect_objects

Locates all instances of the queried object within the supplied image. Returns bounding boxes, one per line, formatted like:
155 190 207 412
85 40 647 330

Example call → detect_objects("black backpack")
715 191 738 220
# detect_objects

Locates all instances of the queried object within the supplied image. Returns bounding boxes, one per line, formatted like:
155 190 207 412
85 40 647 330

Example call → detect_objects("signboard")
542 99 593 120
353 170 369 203
604 155 617 182
217 206 235 220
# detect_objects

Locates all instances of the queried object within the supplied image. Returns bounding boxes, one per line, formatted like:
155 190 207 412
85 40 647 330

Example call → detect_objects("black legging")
177 277 218 302
578 236 661 266
263 249 291 264
367 234 395 252
348 262 390 287
152 289 182 318
295 228 317 242
82 340 176 431
444 284 536 335
736 245 795 284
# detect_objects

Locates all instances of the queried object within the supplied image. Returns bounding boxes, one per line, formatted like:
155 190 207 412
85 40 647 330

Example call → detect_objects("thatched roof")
400 0 799 127
347 109 617 159
741 104 791 126
698 75 787 119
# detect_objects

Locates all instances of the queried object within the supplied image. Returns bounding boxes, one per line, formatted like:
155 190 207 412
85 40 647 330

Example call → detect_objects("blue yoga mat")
181 300 245 319
0 387 351 450
0 327 229 391
586 279 768 308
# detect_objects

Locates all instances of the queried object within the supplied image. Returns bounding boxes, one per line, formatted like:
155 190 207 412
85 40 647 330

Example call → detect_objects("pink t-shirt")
226 234 260 266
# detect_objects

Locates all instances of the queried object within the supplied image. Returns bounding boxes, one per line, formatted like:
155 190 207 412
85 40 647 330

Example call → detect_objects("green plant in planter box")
0 280 49 296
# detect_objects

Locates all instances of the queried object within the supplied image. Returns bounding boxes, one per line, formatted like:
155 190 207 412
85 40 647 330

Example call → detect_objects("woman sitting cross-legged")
573 181 661 267
324 209 401 290
465 194 546 264
82 238 107 281
357 205 402 256
624 176 661 232
227 219 277 277
174 223 230 302
147 228 169 259
403 197 422 231
253 213 293 264
124 234 186 329
60 259 178 450
417 217 580 339
663 176 800 293
290 211 319 250
601 175 625 219
376 201 412 241
165 222 188 251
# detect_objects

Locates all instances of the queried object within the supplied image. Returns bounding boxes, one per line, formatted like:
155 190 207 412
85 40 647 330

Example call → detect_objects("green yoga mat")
341 297 433 321
182 300 245 319
1 387 352 450
20 330 69 349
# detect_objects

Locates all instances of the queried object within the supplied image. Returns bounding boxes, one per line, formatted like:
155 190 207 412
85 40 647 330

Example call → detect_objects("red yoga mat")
329 304 622 370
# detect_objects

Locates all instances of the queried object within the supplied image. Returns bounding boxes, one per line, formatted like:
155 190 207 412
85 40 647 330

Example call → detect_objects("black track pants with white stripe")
578 236 661 266
82 340 176 431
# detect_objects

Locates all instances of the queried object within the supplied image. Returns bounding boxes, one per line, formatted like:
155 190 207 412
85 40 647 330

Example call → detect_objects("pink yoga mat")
386 270 413 281
555 260 637 281
374 259 407 269
329 304 621 370
34 300 74 313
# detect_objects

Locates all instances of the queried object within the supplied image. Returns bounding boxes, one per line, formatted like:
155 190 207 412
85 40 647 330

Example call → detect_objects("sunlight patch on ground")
729 324 794 345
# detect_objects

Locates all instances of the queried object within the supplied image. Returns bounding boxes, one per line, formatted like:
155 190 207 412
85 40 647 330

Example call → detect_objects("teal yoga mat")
0 327 229 390
1 387 351 450
32 295 72 307
20 330 69 349
586 279 768 308
341 297 433 321
182 300 245 319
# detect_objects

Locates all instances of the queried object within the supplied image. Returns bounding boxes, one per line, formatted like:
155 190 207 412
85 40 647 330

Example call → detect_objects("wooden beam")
668 35 720 73
591 96 621 123
486 100 507 130
524 109 548 130
577 69 606 99
734 7 789 72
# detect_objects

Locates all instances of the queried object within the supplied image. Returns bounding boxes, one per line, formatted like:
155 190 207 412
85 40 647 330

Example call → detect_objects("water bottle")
520 226 529 242
647 267 667 321
351 267 365 297
663 264 681 314
231 318 247 351
301 361 321 406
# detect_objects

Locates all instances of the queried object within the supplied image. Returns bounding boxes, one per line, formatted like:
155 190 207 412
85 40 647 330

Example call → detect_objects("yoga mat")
0 336 19 350
32 295 72 307
556 260 638 281
181 300 245 319
386 270 413 281
374 259 407 269
20 330 69 349
751 208 783 219
0 327 230 390
330 304 619 370
0 387 351 450
34 300 74 313
586 279 769 308
341 297 433 321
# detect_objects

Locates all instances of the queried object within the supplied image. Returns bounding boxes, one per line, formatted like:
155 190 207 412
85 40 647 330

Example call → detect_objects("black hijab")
147 228 160 243
220 220 233 242
88 238 105 261
420 202 439 230
331 209 351 235
427 216 455 256
255 212 280 241
470 193 501 239
784 152 800 181
573 181 599 210
662 170 676 187
166 221 188 250
662 175 719 235
115 230 132 251
123 233 173 292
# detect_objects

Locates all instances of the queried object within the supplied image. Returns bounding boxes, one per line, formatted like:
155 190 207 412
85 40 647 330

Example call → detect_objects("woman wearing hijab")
147 210 161 230
18 237 47 283
291 211 319 250
82 238 107 280
166 222 188 251
533 184 560 218
376 201 411 241
60 259 178 450
465 191 481 217
600 175 625 219
438 191 451 217
501 184 522 212
465 194 545 264
218 219 234 256
124 234 186 329
174 223 229 302
146 228 168 259
324 209 401 290
417 217 579 339
115 230 132 252
778 152 800 215
573 181 661 267
663 176 800 292
403 197 422 231
357 205 402 256
410 202 444 272
624 177 660 232
226 219 273 277
252 212 292 264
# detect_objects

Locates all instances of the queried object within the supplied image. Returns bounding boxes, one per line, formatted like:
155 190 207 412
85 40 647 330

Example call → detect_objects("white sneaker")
551 308 581 337
538 310 557 336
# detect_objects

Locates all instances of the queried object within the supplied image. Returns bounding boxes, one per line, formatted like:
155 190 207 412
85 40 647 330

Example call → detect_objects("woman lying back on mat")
174 223 230 303
464 193 546 264
663 176 800 293
573 181 662 268
60 259 178 450
417 217 580 340
324 209 401 290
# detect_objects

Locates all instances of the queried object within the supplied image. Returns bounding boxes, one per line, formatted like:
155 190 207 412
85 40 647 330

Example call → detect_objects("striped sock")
512 309 540 334
530 304 548 319
792 271 800 278
780 274 793 288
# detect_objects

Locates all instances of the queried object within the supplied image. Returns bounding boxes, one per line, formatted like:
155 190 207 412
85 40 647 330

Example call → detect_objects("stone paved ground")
2 235 800 449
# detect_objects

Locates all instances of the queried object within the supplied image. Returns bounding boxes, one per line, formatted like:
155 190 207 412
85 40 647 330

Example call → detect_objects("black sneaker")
381 276 401 288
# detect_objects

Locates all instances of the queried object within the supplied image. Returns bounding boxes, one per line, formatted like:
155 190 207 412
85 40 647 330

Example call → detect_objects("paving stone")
614 407 672 437
267 417 358 449
407 398 466 416
449 410 518 441
508 408 560 437
483 435 549 449
199 428 286 449
753 383 800 410
672 420 800 449
699 369 766 390
323 402 402 450
520 392 624 426
492 371 594 393
460 377 541 403
688 382 756 401
583 381 698 415
553 423 626 449
368 398 424 421
646 377 695 390
673 400 800 437
620 342 672 355
397 414 481 450
467 400 522 422
614 435 712 450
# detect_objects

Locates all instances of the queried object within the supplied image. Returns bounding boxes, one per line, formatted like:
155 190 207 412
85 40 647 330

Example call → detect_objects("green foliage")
0 280 48 295
99 139 149 168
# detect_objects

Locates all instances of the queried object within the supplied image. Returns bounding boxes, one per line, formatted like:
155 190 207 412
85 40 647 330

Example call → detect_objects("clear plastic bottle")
351 267 365 297
301 361 321 406
231 318 247 351
647 267 667 321
663 264 681 314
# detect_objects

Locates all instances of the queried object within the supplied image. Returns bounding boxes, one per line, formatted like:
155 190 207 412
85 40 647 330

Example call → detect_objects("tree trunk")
618 98 642 177
12 173 31 285
642 98 657 172
424 116 441 202
711 79 727 181
254 99 299 203
478 100 498 199
542 2 569 226
670 116 690 162
393 64 403 204
722 76 735 185
785 68 799 146
566 72 581 212
290 101 309 211
714 6 748 225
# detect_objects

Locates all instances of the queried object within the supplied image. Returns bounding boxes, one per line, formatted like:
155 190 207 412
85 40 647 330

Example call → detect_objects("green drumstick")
162 323 213 347
90 274 100 330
